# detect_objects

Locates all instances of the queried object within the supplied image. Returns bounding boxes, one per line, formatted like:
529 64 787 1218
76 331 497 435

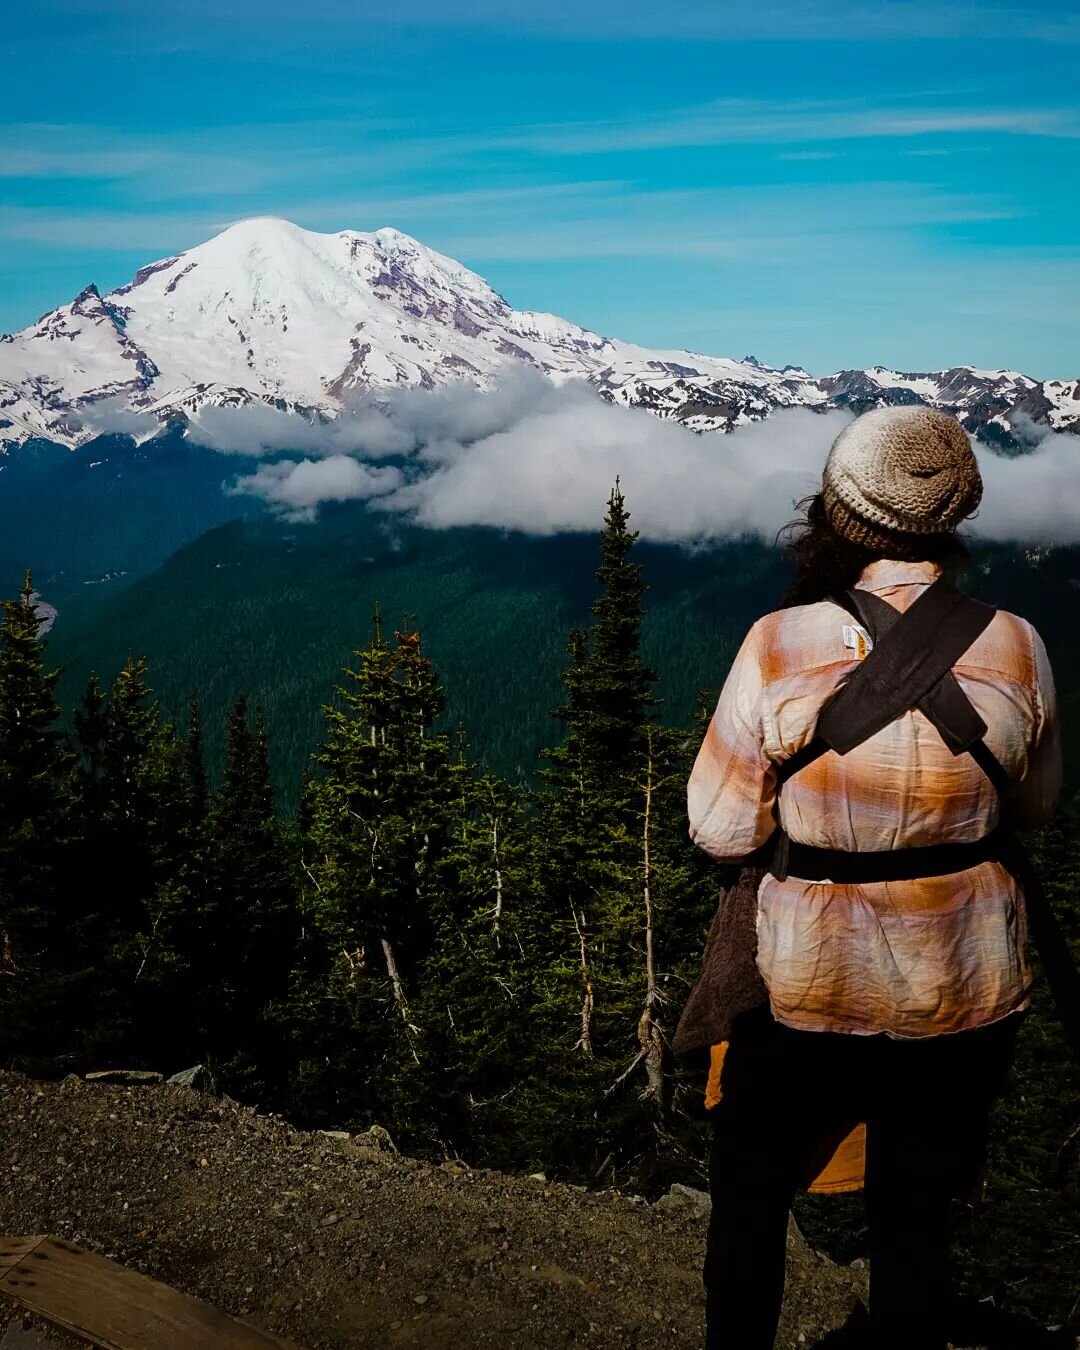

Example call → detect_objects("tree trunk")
572 904 594 1055
380 935 420 1063
490 790 503 945
639 728 664 1100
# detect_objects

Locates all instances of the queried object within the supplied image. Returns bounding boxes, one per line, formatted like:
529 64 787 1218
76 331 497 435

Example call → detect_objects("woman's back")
687 556 1060 1038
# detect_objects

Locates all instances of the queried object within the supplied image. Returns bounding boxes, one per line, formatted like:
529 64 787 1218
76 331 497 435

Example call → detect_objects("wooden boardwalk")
0 1238 302 1350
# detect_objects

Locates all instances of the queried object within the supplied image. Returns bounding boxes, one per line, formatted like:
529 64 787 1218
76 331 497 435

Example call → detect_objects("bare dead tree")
380 935 421 1063
638 726 667 1101
133 906 165 985
488 782 504 945
0 928 17 979
572 904 594 1055
300 853 323 893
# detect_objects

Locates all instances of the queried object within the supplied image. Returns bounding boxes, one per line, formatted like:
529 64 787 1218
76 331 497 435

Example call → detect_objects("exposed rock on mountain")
1 217 1076 451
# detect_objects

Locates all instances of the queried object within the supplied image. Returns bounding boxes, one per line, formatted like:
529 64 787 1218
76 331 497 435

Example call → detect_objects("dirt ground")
0 1312 89 1349
0 1070 873 1349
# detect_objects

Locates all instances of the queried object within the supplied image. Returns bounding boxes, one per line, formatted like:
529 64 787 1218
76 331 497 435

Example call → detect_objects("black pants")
704 1006 1022 1350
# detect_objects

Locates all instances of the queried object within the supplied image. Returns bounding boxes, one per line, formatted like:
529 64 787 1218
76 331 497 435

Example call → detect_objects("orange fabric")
808 1122 866 1194
704 1041 728 1110
705 1041 866 1194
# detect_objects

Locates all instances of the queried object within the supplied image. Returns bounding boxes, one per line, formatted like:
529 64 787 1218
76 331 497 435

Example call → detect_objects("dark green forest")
1 481 1078 1333
6 431 1079 806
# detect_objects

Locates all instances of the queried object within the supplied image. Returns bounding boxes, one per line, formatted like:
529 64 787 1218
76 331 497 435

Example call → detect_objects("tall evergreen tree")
71 657 196 1064
408 750 541 1164
290 610 456 1132
0 573 76 1065
183 690 210 826
531 485 716 1184
190 695 298 1101
585 478 657 776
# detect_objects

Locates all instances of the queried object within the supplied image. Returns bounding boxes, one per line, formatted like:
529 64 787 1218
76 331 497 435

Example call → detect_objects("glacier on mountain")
1 216 1076 451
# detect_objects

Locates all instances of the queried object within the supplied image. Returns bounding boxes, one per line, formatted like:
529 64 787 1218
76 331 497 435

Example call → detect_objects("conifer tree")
183 691 210 826
73 671 109 812
587 479 657 776
291 609 456 1132
72 657 196 1064
194 696 297 1100
409 752 539 1164
0 573 76 1064
134 716 194 999
531 485 715 1183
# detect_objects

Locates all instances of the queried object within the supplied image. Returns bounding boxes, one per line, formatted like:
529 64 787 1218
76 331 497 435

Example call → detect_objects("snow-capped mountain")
1 216 1076 450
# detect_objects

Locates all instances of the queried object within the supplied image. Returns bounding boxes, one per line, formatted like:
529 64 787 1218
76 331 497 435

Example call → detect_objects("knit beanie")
822 406 982 555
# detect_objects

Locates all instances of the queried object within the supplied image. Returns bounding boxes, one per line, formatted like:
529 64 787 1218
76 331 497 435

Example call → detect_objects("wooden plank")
0 1238 46 1278
0 1238 302 1350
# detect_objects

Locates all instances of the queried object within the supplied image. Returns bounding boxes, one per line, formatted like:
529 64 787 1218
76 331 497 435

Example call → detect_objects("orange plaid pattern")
687 560 1061 1038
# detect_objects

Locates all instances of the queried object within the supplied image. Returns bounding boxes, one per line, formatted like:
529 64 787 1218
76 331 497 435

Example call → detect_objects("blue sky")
3 0 1079 376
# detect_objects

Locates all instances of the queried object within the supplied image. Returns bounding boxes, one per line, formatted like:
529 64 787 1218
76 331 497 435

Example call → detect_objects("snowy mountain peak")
0 218 1076 451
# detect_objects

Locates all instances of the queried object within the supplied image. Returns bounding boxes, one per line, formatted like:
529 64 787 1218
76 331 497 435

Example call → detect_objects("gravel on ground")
0 1071 869 1349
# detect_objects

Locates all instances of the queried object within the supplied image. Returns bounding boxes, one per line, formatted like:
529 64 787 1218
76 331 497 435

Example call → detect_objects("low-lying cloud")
192 373 562 460
388 389 846 541
188 372 1080 544
972 429 1080 544
70 396 160 440
231 455 404 517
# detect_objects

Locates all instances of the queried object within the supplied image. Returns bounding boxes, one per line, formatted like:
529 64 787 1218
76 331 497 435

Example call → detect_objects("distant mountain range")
2 216 1077 452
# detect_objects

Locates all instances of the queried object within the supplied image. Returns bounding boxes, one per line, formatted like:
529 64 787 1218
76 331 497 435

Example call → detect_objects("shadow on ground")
807 1297 1075 1349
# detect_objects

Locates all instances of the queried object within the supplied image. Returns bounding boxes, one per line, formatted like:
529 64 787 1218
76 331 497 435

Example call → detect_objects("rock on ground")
0 1071 867 1349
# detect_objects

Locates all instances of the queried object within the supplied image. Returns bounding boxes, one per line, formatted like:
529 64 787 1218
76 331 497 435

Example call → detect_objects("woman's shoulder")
964 606 1044 687
749 599 856 686
751 597 852 642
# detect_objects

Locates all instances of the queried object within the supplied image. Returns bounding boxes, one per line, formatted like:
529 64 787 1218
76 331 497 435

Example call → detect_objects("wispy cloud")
31 0 1080 45
419 182 1021 262
0 206 225 251
492 101 1080 157
3 96 1075 196
0 180 1020 263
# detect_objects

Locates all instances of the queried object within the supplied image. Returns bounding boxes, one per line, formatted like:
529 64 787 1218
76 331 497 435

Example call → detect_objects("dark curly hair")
778 493 969 609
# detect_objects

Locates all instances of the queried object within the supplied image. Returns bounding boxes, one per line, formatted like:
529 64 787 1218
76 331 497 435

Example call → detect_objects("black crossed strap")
842 586 1013 800
777 577 999 788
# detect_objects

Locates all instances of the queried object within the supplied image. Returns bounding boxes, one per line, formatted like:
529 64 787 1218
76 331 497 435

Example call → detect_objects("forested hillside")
38 502 1080 805
1 485 1078 1330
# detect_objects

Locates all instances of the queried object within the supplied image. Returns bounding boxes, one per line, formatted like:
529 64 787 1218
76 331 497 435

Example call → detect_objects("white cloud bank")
190 372 1080 544
231 456 404 517
972 431 1080 545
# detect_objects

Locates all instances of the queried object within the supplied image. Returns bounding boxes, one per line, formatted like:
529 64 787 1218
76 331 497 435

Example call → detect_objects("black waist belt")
773 829 1004 884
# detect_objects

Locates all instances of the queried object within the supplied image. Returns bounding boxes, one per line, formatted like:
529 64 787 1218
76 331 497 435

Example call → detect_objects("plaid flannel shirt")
687 560 1061 1038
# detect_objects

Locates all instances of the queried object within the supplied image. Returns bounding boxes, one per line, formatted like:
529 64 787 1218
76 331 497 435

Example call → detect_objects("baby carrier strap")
776 577 999 790
772 576 1005 882
843 586 1014 799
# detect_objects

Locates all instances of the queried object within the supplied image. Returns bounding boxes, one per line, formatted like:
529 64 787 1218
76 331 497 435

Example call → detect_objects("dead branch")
638 726 665 1100
571 904 594 1055
381 935 421 1064
603 1048 647 1099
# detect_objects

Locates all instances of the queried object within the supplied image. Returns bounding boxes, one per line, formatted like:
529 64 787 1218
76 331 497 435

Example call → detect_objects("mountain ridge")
2 216 1078 451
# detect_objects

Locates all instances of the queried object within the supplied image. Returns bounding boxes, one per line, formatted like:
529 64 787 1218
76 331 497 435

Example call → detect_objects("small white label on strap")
842 622 872 660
